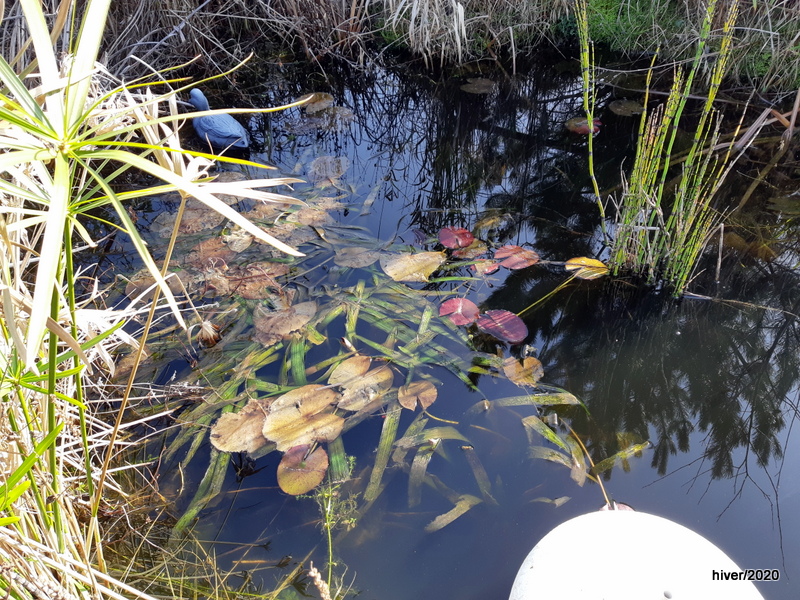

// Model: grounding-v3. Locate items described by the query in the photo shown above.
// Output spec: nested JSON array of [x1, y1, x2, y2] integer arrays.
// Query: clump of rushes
[[0, 0, 305, 597], [606, 0, 749, 295]]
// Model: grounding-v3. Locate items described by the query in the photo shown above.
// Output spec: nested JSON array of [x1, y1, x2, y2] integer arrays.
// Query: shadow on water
[[132, 53, 800, 599]]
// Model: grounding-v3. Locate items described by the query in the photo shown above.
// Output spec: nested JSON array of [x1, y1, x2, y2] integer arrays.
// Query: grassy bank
[[92, 0, 800, 91]]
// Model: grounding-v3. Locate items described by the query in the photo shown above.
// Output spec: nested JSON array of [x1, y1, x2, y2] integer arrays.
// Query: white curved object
[[509, 510, 765, 600]]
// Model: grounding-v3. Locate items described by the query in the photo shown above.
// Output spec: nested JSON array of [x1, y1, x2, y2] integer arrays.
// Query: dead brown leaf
[[398, 380, 438, 411], [253, 301, 317, 347]]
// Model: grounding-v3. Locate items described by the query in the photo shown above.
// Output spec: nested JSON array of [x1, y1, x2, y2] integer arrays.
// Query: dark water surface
[[156, 58, 800, 599]]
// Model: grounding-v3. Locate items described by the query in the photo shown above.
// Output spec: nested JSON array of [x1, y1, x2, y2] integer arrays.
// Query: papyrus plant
[[0, 0, 306, 596], [0, 0, 305, 369]]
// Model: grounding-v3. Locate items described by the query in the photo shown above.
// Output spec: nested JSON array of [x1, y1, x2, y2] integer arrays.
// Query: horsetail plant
[[607, 0, 746, 294]]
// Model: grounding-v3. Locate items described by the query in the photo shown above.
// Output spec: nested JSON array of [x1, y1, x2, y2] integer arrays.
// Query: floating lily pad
[[503, 356, 544, 387], [438, 226, 475, 249], [221, 226, 254, 253], [262, 385, 343, 451], [380, 251, 446, 282], [253, 301, 317, 347], [452, 239, 488, 259], [228, 261, 288, 300], [308, 156, 350, 188], [530, 496, 571, 507], [476, 309, 528, 344], [473, 211, 516, 239], [439, 298, 479, 326], [398, 380, 438, 411], [328, 356, 372, 387], [338, 366, 394, 411], [470, 259, 500, 275], [124, 267, 193, 301], [564, 257, 609, 280], [303, 92, 334, 114], [209, 397, 271, 454], [565, 117, 601, 134], [460, 78, 496, 94], [334, 246, 381, 268], [184, 237, 236, 268], [494, 245, 540, 269], [609, 99, 644, 116], [277, 444, 329, 495]]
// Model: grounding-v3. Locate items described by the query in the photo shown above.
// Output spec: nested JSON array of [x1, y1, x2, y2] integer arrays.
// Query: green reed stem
[[574, 0, 606, 235]]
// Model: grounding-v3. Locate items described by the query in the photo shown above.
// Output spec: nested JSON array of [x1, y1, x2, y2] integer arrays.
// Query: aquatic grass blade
[[364, 399, 402, 502]]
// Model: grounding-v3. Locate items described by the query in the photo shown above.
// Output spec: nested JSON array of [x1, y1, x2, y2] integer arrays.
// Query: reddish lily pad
[[277, 445, 329, 495], [439, 227, 475, 249], [494, 245, 540, 270], [476, 310, 528, 344], [470, 259, 500, 275], [439, 298, 479, 326], [565, 117, 601, 134]]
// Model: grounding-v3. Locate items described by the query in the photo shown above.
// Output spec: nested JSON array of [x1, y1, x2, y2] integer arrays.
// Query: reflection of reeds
[[607, 0, 746, 294]]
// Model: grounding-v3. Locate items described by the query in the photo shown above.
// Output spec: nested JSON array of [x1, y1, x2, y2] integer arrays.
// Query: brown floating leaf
[[476, 309, 528, 344], [277, 445, 329, 495], [152, 198, 226, 237], [398, 381, 438, 411], [609, 99, 644, 116], [221, 226, 254, 253], [210, 398, 270, 454], [494, 245, 540, 270], [253, 301, 317, 347], [308, 156, 350, 188], [334, 246, 381, 268], [460, 78, 496, 94], [328, 356, 372, 387], [338, 366, 394, 411], [228, 261, 289, 300], [564, 257, 609, 280], [439, 298, 479, 326], [502, 356, 544, 387], [303, 92, 334, 114], [184, 237, 236, 268], [438, 226, 475, 249], [380, 251, 446, 282], [473, 211, 515, 239], [530, 496, 571, 507], [262, 385, 343, 451], [452, 239, 488, 259], [125, 267, 192, 301]]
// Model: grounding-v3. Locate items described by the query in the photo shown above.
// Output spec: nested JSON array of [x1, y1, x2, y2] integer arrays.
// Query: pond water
[[136, 55, 800, 599]]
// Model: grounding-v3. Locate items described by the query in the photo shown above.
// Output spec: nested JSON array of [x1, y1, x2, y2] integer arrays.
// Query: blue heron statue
[[188, 89, 250, 151]]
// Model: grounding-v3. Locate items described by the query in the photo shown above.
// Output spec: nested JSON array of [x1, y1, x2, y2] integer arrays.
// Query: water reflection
[[155, 56, 800, 599]]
